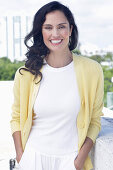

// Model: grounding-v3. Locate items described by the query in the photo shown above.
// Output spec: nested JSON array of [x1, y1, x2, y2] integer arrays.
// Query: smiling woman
[[10, 1, 104, 170], [42, 11, 73, 50], [41, 10, 73, 67], [22, 0, 78, 74]]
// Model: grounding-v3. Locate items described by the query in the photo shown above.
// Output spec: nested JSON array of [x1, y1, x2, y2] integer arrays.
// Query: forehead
[[44, 10, 68, 24]]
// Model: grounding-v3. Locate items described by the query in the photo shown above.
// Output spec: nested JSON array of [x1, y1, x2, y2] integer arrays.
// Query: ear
[[69, 25, 73, 36]]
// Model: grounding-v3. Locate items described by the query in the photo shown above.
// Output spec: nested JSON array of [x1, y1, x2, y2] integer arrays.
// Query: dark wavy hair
[[19, 1, 78, 84]]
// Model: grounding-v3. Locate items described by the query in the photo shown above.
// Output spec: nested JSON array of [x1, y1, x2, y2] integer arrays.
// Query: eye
[[44, 27, 52, 30], [58, 25, 65, 29]]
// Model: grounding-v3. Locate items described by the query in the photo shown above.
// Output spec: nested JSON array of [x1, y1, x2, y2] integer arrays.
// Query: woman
[[10, 1, 104, 170]]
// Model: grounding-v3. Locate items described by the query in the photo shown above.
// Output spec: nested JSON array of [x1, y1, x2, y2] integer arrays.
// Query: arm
[[10, 69, 21, 134], [75, 65, 104, 170], [10, 69, 23, 162], [86, 65, 104, 143], [12, 131, 23, 163], [74, 137, 93, 170]]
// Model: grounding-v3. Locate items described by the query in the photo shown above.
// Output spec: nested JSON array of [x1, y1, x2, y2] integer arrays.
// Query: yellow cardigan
[[10, 53, 104, 170]]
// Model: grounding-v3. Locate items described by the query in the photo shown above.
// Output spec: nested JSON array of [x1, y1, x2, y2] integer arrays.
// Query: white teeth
[[51, 40, 62, 44]]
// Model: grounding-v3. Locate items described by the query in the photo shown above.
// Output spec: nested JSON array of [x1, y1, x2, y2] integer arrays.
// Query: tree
[[104, 52, 113, 62], [102, 66, 113, 106], [0, 57, 25, 80], [90, 55, 105, 64]]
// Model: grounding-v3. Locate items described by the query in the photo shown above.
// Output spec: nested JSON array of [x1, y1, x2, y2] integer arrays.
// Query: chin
[[48, 46, 69, 52]]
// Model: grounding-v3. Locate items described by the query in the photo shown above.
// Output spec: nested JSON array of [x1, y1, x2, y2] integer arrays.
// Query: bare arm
[[74, 137, 93, 170], [12, 131, 23, 163]]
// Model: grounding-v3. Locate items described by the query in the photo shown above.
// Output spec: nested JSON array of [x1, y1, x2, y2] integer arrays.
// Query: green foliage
[[102, 66, 113, 106], [0, 57, 25, 80], [72, 48, 81, 55], [90, 55, 105, 64], [104, 52, 113, 62]]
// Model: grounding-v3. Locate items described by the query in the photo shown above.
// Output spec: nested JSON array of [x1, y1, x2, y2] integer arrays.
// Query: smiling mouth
[[50, 39, 63, 45]]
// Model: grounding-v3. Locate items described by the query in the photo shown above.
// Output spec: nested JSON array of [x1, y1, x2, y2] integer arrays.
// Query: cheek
[[61, 30, 70, 38], [42, 31, 49, 40]]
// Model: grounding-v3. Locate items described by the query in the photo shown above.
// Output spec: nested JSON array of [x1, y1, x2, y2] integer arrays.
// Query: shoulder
[[14, 65, 34, 82], [73, 53, 103, 75]]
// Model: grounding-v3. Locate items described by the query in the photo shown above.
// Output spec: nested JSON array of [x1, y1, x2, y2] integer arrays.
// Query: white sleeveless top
[[26, 59, 81, 155]]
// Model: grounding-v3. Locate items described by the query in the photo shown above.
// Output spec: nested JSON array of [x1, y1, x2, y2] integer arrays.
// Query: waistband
[[26, 142, 78, 159]]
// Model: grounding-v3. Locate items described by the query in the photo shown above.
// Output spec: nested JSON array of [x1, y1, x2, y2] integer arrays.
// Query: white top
[[27, 59, 81, 155]]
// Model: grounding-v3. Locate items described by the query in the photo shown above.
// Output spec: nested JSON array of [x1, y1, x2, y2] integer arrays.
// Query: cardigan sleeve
[[10, 68, 21, 135], [86, 64, 104, 143]]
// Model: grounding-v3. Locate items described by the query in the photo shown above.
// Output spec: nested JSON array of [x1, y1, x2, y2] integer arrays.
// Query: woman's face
[[42, 10, 73, 52]]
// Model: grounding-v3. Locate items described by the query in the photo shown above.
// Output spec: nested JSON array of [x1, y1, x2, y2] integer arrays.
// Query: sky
[[0, 0, 113, 51]]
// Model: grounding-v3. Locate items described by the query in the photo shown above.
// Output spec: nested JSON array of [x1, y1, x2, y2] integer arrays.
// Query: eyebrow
[[43, 23, 68, 26]]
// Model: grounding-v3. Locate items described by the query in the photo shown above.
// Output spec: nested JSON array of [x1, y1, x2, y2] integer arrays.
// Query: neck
[[45, 49, 73, 68]]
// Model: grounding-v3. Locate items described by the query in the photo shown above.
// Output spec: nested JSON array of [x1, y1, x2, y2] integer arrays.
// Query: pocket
[[73, 159, 76, 170], [19, 144, 36, 170], [59, 152, 78, 170], [73, 153, 78, 170], [18, 151, 25, 166], [18, 148, 26, 167]]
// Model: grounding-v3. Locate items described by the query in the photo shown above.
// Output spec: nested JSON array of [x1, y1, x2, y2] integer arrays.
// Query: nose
[[52, 28, 59, 36]]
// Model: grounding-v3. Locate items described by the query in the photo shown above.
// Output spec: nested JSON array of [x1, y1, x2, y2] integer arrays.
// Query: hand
[[74, 137, 93, 170], [16, 151, 23, 164], [74, 156, 84, 170]]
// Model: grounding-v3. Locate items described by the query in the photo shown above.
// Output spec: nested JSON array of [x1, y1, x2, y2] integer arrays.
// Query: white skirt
[[18, 142, 78, 170]]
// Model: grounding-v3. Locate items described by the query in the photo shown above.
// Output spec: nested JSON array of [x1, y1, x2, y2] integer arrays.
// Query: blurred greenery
[[0, 51, 113, 106], [0, 57, 25, 80], [103, 66, 113, 106]]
